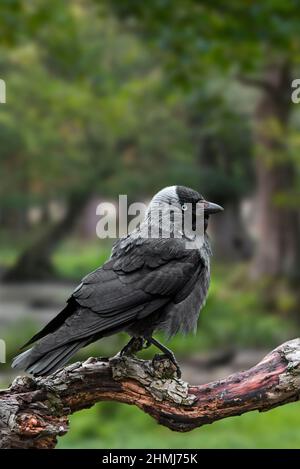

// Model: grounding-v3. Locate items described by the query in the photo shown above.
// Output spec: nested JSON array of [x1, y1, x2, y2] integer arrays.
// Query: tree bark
[[2, 191, 91, 283], [1, 338, 300, 449], [247, 60, 300, 278]]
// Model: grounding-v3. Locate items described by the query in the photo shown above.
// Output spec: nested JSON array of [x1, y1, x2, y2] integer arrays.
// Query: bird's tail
[[12, 340, 87, 376]]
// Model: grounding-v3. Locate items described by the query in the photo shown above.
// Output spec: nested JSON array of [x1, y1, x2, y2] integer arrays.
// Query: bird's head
[[148, 185, 223, 234]]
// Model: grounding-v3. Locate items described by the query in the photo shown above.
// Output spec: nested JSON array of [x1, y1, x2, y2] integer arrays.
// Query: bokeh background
[[1, 0, 300, 448]]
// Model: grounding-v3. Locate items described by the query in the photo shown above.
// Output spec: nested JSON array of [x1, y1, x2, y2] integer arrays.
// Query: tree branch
[[1, 338, 300, 449]]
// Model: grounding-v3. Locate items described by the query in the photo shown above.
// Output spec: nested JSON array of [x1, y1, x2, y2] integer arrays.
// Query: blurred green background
[[0, 0, 300, 449]]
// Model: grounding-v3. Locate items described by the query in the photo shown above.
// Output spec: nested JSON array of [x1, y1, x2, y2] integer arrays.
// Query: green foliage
[[53, 239, 113, 280], [185, 87, 254, 202], [109, 0, 300, 78], [0, 2, 196, 215], [107, 0, 300, 202], [0, 0, 256, 221]]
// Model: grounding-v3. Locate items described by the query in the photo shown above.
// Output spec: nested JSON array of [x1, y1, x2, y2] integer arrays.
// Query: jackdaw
[[12, 186, 223, 377]]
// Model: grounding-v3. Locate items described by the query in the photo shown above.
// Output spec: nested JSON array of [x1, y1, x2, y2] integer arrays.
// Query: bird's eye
[[181, 204, 188, 211]]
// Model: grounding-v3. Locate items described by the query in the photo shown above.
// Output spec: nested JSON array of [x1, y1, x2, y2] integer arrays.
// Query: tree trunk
[[2, 191, 91, 283], [209, 201, 252, 261], [251, 60, 300, 279]]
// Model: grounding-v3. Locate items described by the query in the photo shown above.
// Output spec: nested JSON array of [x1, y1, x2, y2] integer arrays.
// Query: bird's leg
[[145, 336, 182, 378], [120, 337, 146, 356]]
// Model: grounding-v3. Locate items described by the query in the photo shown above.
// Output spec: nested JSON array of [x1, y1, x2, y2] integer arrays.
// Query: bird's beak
[[203, 201, 224, 214]]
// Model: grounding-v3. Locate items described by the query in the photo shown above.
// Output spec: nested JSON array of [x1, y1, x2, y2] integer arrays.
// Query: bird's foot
[[165, 354, 182, 379], [120, 337, 146, 357], [145, 336, 182, 379], [119, 336, 182, 378]]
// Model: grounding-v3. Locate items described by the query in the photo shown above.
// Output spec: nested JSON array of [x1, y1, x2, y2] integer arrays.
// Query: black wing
[[12, 237, 203, 375], [74, 237, 202, 311], [29, 237, 203, 347]]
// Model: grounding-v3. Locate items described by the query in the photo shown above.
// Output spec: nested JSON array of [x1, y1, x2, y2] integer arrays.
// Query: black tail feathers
[[12, 340, 87, 376]]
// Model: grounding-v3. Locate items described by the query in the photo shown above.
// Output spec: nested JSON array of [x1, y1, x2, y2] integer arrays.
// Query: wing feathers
[[13, 236, 206, 376]]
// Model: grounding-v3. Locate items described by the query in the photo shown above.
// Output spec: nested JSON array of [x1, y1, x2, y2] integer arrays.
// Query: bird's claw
[[165, 353, 182, 378], [120, 337, 145, 356], [153, 353, 182, 379], [172, 360, 182, 379], [120, 337, 181, 378]]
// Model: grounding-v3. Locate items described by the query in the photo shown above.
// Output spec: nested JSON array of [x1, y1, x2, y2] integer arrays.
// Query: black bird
[[12, 186, 223, 377]]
